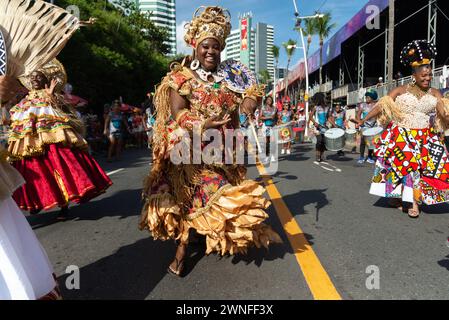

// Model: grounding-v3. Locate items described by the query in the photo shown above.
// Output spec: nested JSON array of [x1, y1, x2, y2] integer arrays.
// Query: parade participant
[[130, 108, 145, 148], [293, 102, 306, 143], [356, 89, 378, 164], [104, 100, 131, 161], [260, 95, 277, 162], [359, 40, 449, 218], [278, 100, 293, 155], [309, 92, 330, 162], [329, 102, 347, 156], [0, 143, 61, 300], [8, 60, 112, 218], [140, 6, 281, 276], [143, 103, 156, 149]]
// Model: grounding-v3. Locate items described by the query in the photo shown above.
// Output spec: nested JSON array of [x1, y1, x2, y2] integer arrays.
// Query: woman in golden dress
[[139, 6, 281, 276]]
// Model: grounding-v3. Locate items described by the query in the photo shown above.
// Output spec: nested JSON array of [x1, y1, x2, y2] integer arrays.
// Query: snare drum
[[362, 126, 383, 150], [344, 129, 357, 149], [274, 123, 294, 144], [324, 128, 345, 151]]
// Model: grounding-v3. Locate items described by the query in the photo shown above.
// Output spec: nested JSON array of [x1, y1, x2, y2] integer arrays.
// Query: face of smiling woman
[[196, 38, 221, 71], [413, 65, 432, 91]]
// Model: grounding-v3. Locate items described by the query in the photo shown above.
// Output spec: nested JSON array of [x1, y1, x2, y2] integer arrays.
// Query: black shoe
[[30, 208, 41, 215], [57, 207, 69, 221]]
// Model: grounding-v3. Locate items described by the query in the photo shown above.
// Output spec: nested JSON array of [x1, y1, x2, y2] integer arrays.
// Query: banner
[[241, 18, 248, 51]]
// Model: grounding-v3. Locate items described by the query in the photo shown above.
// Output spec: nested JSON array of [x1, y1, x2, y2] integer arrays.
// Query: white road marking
[[107, 168, 125, 176], [313, 161, 342, 173]]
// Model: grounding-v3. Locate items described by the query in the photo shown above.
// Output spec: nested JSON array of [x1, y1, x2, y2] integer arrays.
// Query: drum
[[344, 129, 357, 149], [274, 123, 294, 144], [324, 128, 345, 151], [362, 126, 383, 150]]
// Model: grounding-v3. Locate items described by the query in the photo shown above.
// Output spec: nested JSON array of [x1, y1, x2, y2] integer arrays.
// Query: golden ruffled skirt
[[140, 180, 282, 255]]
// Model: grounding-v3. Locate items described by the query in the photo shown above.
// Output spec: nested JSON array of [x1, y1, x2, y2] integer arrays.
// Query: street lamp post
[[292, 0, 323, 138]]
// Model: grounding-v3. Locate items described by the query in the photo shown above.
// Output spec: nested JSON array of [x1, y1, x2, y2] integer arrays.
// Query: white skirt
[[0, 197, 56, 300]]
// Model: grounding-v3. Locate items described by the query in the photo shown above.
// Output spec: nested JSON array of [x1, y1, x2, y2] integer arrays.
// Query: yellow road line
[[256, 162, 342, 300]]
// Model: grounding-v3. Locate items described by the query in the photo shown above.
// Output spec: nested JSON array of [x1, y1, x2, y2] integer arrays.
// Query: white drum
[[344, 129, 357, 149], [324, 128, 345, 151], [362, 126, 383, 150]]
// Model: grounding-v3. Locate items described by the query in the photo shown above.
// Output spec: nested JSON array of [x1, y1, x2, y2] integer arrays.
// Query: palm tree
[[271, 45, 280, 101], [387, 0, 395, 86], [282, 39, 297, 97], [295, 18, 317, 57], [258, 69, 271, 85], [315, 12, 336, 88]]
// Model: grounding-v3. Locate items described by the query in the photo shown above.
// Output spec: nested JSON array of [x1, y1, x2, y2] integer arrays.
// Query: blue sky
[[176, 0, 369, 68]]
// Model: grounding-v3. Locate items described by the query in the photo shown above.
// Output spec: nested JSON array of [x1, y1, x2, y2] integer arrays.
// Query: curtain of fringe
[[0, 0, 80, 78]]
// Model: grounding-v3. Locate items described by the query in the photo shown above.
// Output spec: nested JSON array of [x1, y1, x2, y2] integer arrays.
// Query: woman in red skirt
[[7, 60, 112, 219]]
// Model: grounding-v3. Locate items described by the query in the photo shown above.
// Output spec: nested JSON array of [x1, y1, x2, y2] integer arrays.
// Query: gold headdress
[[184, 6, 231, 51], [19, 59, 67, 92]]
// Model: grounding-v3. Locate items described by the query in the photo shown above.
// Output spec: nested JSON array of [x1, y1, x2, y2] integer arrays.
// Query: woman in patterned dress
[[8, 62, 112, 218], [139, 6, 281, 276], [358, 40, 449, 218]]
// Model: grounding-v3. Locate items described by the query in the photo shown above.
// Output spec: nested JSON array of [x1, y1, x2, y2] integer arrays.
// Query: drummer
[[328, 102, 347, 156], [356, 89, 378, 164], [278, 100, 293, 155], [309, 92, 330, 162]]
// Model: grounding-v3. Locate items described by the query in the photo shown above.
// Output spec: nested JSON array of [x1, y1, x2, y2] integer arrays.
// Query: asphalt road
[[28, 143, 449, 300]]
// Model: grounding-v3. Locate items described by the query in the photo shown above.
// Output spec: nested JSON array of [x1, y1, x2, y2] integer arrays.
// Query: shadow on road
[[325, 153, 354, 162], [58, 237, 175, 299], [282, 189, 330, 222], [373, 198, 449, 215], [437, 255, 449, 271], [28, 188, 143, 229]]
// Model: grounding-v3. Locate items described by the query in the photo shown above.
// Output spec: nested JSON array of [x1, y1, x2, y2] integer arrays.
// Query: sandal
[[167, 257, 184, 277], [408, 208, 420, 218]]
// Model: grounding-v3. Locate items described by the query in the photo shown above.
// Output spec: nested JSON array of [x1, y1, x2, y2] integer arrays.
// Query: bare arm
[[433, 89, 449, 123], [103, 115, 110, 135]]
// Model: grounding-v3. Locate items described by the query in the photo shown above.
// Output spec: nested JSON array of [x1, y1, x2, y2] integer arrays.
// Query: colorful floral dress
[[370, 90, 449, 205], [140, 64, 281, 255], [7, 89, 112, 212]]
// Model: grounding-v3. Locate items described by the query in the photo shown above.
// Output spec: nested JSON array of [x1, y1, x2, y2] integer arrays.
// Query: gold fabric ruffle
[[140, 180, 282, 256], [139, 193, 183, 241], [8, 128, 88, 159]]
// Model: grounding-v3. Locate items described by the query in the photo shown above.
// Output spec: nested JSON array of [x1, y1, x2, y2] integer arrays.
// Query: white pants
[[0, 198, 55, 300]]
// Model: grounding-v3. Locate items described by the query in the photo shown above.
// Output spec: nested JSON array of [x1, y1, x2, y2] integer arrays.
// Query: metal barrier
[[347, 65, 448, 105]]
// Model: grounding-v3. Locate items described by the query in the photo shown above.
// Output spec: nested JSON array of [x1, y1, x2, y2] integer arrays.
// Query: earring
[[190, 59, 200, 71], [411, 77, 416, 86]]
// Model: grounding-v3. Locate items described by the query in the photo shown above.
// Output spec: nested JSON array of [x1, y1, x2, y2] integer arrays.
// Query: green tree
[[55, 0, 171, 110], [316, 12, 336, 87], [282, 39, 297, 97], [258, 69, 271, 85]]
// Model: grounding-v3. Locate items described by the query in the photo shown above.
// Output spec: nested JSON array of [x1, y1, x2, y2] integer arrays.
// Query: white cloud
[[176, 20, 192, 55]]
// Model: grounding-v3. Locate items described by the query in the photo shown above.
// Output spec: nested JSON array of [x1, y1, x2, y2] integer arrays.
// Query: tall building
[[222, 13, 274, 81], [256, 23, 275, 80], [135, 0, 177, 55]]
